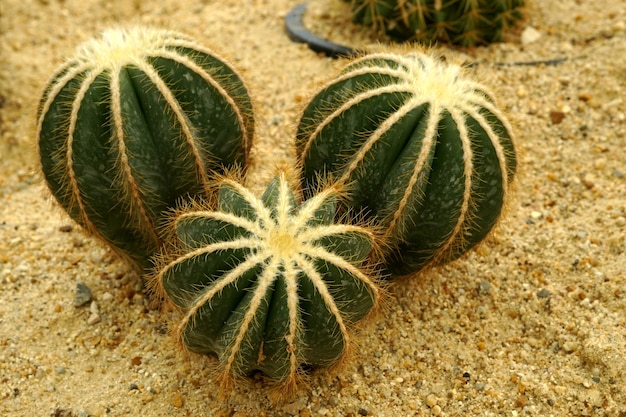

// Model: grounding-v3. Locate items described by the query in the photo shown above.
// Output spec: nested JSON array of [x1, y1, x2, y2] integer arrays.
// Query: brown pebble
[[170, 395, 184, 408], [549, 110, 566, 124], [131, 356, 142, 367]]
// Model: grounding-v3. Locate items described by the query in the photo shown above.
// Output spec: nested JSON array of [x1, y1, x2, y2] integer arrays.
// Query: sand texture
[[1, 0, 625, 415]]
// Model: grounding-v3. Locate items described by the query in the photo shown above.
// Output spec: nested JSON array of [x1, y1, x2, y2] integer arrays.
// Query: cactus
[[36, 27, 254, 269], [151, 171, 380, 388], [346, 0, 525, 46], [296, 50, 517, 277]]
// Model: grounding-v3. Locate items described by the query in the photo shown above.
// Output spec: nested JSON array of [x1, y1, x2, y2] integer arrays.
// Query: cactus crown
[[151, 171, 381, 389], [346, 0, 525, 46], [37, 26, 254, 269], [297, 50, 516, 275]]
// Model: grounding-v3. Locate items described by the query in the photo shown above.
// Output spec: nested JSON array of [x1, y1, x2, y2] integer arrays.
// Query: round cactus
[[346, 0, 525, 46], [296, 51, 517, 277], [36, 27, 254, 269], [151, 171, 380, 388]]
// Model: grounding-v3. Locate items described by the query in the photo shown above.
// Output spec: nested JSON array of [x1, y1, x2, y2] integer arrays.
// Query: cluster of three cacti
[[36, 27, 516, 390]]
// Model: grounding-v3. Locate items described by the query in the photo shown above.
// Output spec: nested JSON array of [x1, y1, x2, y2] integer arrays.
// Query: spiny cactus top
[[297, 50, 517, 276], [151, 172, 380, 389], [37, 27, 254, 269], [346, 0, 525, 46]]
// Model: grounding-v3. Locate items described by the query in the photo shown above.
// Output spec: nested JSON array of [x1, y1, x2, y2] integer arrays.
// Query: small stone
[[129, 383, 139, 391], [431, 405, 442, 416], [170, 395, 184, 408], [426, 394, 438, 407], [59, 225, 73, 233], [55, 366, 66, 374], [358, 408, 369, 416], [89, 301, 99, 315], [521, 26, 542, 45], [74, 283, 93, 307], [77, 410, 89, 417], [581, 173, 595, 189], [562, 341, 578, 353], [537, 289, 552, 298], [549, 110, 566, 124], [612, 169, 624, 179], [478, 280, 491, 295], [87, 313, 101, 325], [101, 292, 114, 301], [131, 356, 142, 367]]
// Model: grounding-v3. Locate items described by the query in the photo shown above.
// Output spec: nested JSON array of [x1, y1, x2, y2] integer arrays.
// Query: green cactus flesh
[[36, 27, 254, 269], [297, 51, 516, 277], [346, 0, 525, 46], [153, 173, 380, 385]]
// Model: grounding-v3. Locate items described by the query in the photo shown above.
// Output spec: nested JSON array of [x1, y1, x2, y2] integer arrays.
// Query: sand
[[1, 0, 625, 416]]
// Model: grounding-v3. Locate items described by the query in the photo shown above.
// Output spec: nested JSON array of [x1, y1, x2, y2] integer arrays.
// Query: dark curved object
[[284, 3, 360, 58], [284, 3, 568, 67]]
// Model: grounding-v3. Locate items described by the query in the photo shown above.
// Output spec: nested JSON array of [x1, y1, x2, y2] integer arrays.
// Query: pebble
[[74, 283, 93, 307], [170, 395, 184, 408], [549, 110, 566, 124], [537, 289, 552, 299], [478, 280, 491, 295], [425, 394, 438, 407], [521, 26, 542, 45], [87, 313, 101, 325], [562, 341, 578, 353]]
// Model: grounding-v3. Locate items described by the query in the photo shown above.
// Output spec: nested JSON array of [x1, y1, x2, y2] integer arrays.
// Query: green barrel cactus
[[36, 27, 254, 269], [296, 51, 517, 277], [151, 171, 380, 388], [346, 0, 525, 46]]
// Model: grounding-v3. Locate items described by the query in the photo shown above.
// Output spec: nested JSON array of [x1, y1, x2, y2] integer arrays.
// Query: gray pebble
[[477, 280, 491, 295], [537, 289, 552, 298], [74, 283, 92, 307]]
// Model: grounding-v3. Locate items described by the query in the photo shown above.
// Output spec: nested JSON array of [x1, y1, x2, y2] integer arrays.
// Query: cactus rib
[[297, 51, 516, 276], [152, 172, 380, 388], [37, 27, 254, 269], [346, 0, 525, 46]]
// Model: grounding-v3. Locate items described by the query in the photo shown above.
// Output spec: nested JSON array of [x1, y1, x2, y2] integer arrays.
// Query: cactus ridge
[[37, 27, 254, 268], [297, 51, 516, 276], [152, 172, 380, 388], [346, 0, 525, 46]]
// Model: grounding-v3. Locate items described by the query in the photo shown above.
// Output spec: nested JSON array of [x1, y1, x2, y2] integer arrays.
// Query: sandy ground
[[1, 0, 625, 416]]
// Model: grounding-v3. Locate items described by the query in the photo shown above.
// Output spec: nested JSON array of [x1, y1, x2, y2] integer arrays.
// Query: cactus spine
[[151, 171, 380, 388], [36, 27, 254, 269], [297, 51, 517, 277], [346, 0, 525, 46]]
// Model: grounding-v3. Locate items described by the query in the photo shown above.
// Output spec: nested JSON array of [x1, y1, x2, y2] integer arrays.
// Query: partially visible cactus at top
[[36, 27, 254, 269], [151, 171, 381, 389], [345, 0, 525, 46], [297, 50, 517, 277]]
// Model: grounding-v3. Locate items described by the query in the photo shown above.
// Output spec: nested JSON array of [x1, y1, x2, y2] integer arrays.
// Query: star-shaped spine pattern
[[152, 172, 380, 389]]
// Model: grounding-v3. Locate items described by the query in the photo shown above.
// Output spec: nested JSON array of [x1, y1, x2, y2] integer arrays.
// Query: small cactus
[[151, 171, 380, 389], [36, 27, 254, 269], [346, 0, 525, 46], [296, 50, 517, 276]]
